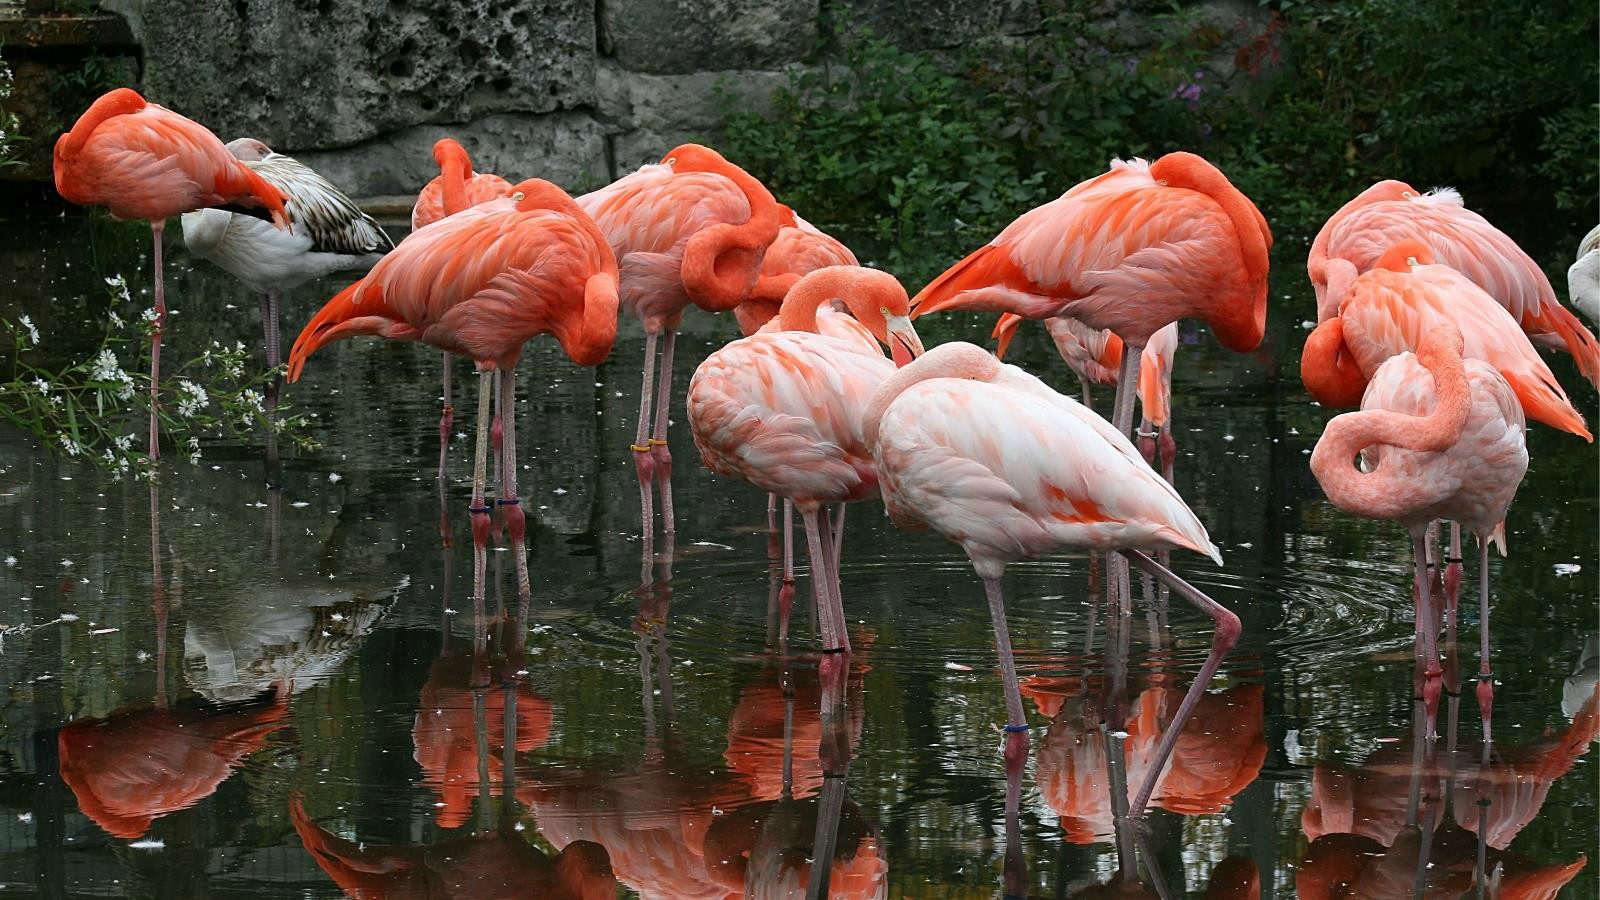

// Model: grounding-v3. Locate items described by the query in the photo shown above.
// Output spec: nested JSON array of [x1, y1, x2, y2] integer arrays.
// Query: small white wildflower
[[31, 377, 48, 396], [3, 556, 15, 567], [186, 436, 200, 450], [89, 348, 121, 382], [176, 380, 209, 417], [58, 434, 81, 457], [113, 433, 133, 451], [140, 307, 159, 324], [18, 315, 39, 345], [107, 310, 124, 329], [327, 472, 343, 484]]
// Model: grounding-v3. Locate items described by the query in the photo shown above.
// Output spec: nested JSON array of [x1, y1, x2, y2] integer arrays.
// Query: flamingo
[[577, 144, 782, 537], [285, 179, 619, 605], [180, 137, 393, 426], [687, 266, 923, 654], [412, 138, 514, 480], [863, 341, 1240, 824], [1569, 224, 1600, 326], [910, 152, 1271, 443], [52, 87, 289, 461], [729, 206, 860, 604], [1310, 320, 1527, 713], [1309, 180, 1600, 387]]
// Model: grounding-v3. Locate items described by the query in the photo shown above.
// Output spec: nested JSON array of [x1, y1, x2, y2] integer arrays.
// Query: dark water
[[0, 214, 1595, 898]]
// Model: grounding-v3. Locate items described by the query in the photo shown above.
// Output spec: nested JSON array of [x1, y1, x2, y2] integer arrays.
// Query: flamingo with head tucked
[[911, 152, 1271, 443], [577, 144, 782, 538], [687, 266, 923, 653], [53, 88, 290, 460], [286, 179, 619, 605], [411, 138, 515, 480], [1310, 321, 1527, 714], [864, 341, 1239, 823], [1309, 180, 1600, 387]]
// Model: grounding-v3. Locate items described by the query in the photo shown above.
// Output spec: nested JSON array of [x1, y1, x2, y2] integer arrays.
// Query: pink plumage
[[410, 138, 512, 229]]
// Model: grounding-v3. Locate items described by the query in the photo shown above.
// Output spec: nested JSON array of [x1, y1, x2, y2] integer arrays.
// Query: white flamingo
[[1569, 224, 1600, 327], [181, 138, 394, 415]]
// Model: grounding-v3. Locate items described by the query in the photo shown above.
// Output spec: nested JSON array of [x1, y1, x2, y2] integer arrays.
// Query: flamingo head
[[224, 137, 273, 162], [1373, 240, 1436, 272], [432, 138, 472, 177]]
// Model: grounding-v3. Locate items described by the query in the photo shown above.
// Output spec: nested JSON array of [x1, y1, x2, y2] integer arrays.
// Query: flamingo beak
[[887, 316, 924, 368]]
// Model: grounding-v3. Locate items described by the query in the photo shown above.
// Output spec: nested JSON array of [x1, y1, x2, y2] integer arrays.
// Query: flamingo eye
[[511, 192, 525, 201], [665, 157, 677, 166], [1401, 191, 1414, 199], [879, 306, 890, 317]]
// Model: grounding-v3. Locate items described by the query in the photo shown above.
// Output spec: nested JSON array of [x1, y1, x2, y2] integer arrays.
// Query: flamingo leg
[[831, 502, 847, 597], [802, 507, 846, 653], [258, 290, 283, 478], [1002, 727, 1028, 898], [765, 492, 779, 560], [1413, 530, 1444, 711], [498, 368, 531, 602], [438, 352, 454, 481], [469, 370, 493, 605], [1078, 373, 1093, 412], [1108, 342, 1141, 438], [1118, 550, 1242, 821], [147, 221, 167, 461], [777, 498, 795, 643], [1475, 543, 1494, 744], [651, 328, 677, 533], [1445, 521, 1464, 619], [820, 506, 851, 655], [633, 332, 658, 535], [982, 575, 1028, 731]]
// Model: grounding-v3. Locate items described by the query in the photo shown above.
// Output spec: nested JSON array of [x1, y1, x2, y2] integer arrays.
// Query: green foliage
[[0, 275, 319, 479], [0, 47, 21, 171], [720, 0, 1598, 297]]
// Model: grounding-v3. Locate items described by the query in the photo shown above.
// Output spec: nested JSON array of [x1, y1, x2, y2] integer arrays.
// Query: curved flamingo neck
[[668, 145, 781, 310], [434, 140, 473, 216], [863, 343, 1002, 449], [777, 266, 862, 334], [510, 178, 620, 367], [58, 88, 146, 158], [1309, 327, 1471, 522], [1300, 318, 1369, 409]]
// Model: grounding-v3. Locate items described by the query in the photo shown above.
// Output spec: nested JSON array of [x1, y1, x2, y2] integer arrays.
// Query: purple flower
[[1124, 57, 1139, 73]]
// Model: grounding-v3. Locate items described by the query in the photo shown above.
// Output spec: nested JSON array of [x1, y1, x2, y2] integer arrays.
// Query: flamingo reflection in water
[[1298, 631, 1594, 898]]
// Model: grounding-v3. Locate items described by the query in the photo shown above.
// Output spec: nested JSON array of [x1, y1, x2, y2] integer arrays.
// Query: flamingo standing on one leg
[[1309, 180, 1600, 386], [578, 144, 782, 538], [52, 88, 289, 461], [1311, 323, 1527, 718], [411, 138, 514, 481], [864, 341, 1240, 824], [1569, 224, 1600, 327], [180, 138, 392, 457], [731, 207, 860, 599], [286, 180, 619, 606], [687, 266, 923, 653], [911, 152, 1271, 443]]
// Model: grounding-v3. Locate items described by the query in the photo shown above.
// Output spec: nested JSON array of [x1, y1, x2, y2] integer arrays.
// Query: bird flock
[[50, 87, 1598, 828]]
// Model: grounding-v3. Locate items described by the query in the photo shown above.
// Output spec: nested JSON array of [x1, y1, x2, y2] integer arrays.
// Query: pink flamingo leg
[[1444, 521, 1464, 617], [801, 507, 848, 653], [1002, 728, 1028, 898], [1105, 346, 1142, 616], [468, 370, 494, 605], [1119, 550, 1242, 821], [982, 575, 1029, 731], [1475, 545, 1494, 744], [830, 502, 847, 596], [1412, 530, 1444, 712], [1078, 373, 1093, 411], [633, 332, 658, 534], [437, 353, 454, 481], [147, 221, 166, 461], [650, 329, 677, 533], [260, 289, 282, 476], [774, 497, 795, 642], [819, 505, 851, 655], [498, 367, 532, 603], [490, 373, 506, 543]]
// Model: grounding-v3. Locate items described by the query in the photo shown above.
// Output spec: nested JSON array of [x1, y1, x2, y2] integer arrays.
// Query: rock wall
[[83, 0, 1046, 204]]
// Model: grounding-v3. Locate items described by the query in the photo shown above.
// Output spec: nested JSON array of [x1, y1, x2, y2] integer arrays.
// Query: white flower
[[140, 307, 159, 324], [176, 380, 209, 417], [240, 388, 265, 415], [327, 472, 343, 484], [107, 310, 124, 329], [17, 315, 38, 345], [58, 434, 81, 457], [31, 377, 48, 395], [89, 349, 121, 382], [3, 556, 15, 567]]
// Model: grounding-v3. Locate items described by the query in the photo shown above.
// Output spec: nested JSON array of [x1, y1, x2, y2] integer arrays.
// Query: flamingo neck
[[673, 154, 781, 310], [776, 266, 859, 334], [1309, 328, 1471, 522], [435, 142, 473, 216], [57, 88, 146, 159], [863, 343, 1001, 449], [1300, 318, 1369, 409]]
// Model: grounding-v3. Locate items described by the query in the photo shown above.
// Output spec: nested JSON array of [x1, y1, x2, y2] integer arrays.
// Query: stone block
[[291, 111, 611, 202], [597, 62, 793, 170], [599, 0, 817, 75], [103, 0, 596, 149], [829, 0, 1041, 50]]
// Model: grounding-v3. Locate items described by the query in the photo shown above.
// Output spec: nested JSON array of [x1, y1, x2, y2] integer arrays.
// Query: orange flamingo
[[411, 138, 514, 480], [577, 144, 782, 537], [1311, 320, 1527, 707], [1309, 180, 1600, 387], [286, 180, 619, 603], [687, 266, 923, 653], [911, 152, 1271, 441], [864, 342, 1239, 822], [52, 87, 289, 460]]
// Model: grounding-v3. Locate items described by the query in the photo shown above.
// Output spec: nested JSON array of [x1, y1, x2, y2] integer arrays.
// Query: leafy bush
[[721, 0, 1598, 300]]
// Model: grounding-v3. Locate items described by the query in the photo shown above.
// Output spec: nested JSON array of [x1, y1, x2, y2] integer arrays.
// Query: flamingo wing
[[252, 152, 393, 255]]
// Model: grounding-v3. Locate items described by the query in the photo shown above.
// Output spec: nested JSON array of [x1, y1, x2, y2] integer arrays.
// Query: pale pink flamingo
[[411, 138, 514, 480], [286, 180, 619, 605], [180, 137, 393, 429], [1309, 180, 1600, 387], [53, 87, 289, 460], [577, 144, 782, 537], [911, 152, 1271, 443], [1569, 224, 1600, 326], [864, 341, 1239, 823], [1310, 320, 1527, 714], [992, 314, 1124, 408], [686, 266, 923, 652]]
